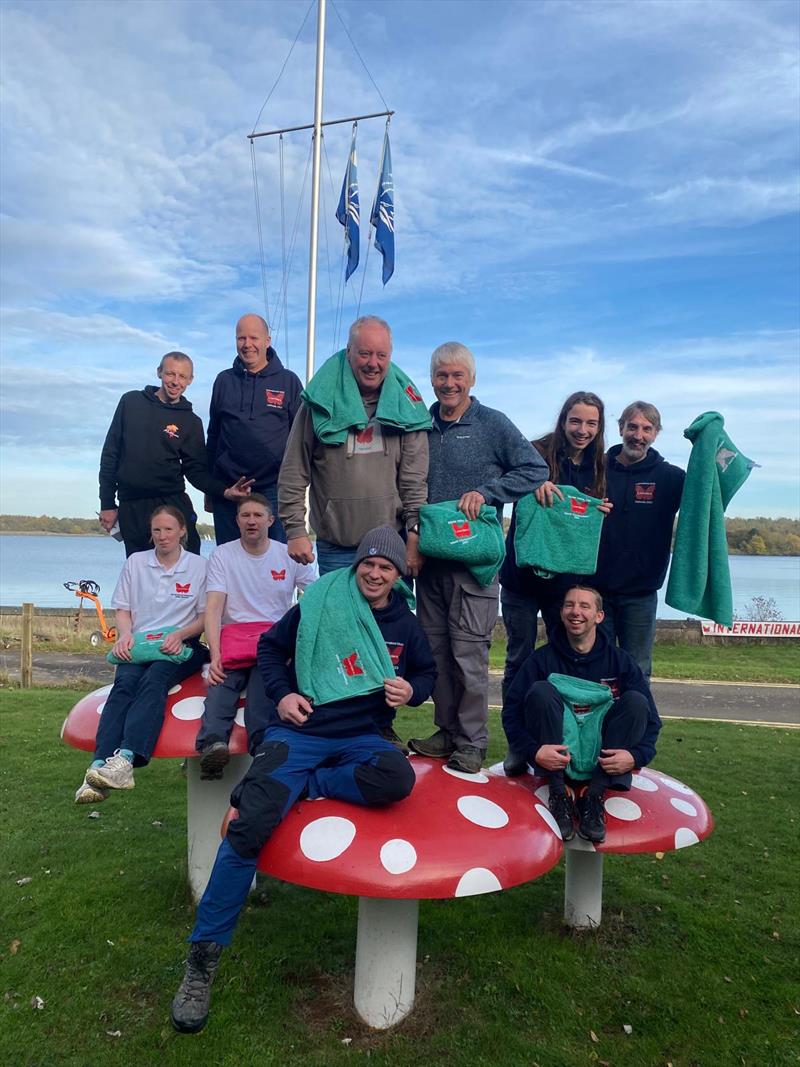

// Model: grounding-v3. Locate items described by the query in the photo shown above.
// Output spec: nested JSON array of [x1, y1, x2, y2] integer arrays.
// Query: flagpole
[[305, 0, 326, 385]]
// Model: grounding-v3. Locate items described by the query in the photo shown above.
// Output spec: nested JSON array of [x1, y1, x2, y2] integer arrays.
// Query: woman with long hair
[[74, 506, 208, 802]]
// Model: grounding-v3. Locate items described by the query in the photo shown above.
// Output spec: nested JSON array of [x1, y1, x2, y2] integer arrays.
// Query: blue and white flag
[[370, 128, 394, 285], [336, 125, 360, 281]]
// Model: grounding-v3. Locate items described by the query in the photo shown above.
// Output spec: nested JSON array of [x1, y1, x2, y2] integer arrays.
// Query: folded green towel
[[296, 568, 410, 705], [107, 627, 193, 665], [515, 486, 605, 578], [419, 500, 506, 587], [301, 350, 432, 444], [548, 673, 614, 780], [666, 411, 756, 627]]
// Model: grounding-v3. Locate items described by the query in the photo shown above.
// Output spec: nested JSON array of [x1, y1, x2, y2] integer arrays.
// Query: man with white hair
[[408, 342, 548, 774]]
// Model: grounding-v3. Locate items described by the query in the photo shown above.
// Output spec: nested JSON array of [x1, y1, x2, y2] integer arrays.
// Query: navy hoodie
[[502, 623, 661, 768], [206, 349, 303, 490], [592, 445, 684, 596], [256, 589, 437, 738]]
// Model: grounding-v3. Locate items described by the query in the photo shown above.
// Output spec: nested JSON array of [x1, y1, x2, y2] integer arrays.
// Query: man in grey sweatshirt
[[408, 342, 548, 773]]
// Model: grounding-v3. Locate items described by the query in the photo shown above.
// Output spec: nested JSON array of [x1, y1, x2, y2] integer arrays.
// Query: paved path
[[2, 652, 797, 727]]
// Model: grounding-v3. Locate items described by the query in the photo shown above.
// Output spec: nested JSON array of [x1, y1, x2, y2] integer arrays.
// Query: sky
[[1, 0, 799, 521]]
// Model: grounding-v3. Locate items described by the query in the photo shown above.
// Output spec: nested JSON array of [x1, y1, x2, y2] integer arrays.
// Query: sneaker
[[502, 749, 529, 777], [199, 741, 230, 781], [74, 775, 109, 804], [85, 751, 135, 791], [407, 729, 455, 759], [447, 745, 485, 774], [547, 787, 576, 840], [379, 726, 410, 755], [577, 791, 606, 843], [170, 940, 223, 1034]]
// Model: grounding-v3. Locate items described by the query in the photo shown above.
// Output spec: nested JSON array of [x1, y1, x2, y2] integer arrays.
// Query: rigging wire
[[330, 0, 390, 112], [272, 140, 314, 341], [317, 131, 339, 356], [249, 0, 315, 136], [279, 134, 289, 366], [250, 139, 271, 322]]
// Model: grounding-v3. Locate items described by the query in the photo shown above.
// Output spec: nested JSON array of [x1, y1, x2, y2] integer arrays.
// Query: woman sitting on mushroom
[[74, 505, 208, 803]]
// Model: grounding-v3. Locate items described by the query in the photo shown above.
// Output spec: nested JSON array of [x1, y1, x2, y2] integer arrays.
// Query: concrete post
[[354, 897, 419, 1029]]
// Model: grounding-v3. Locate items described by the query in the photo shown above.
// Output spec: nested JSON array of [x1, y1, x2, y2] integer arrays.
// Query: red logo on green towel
[[570, 498, 589, 515], [342, 652, 364, 677], [145, 632, 164, 641], [405, 384, 423, 403], [451, 521, 472, 539]]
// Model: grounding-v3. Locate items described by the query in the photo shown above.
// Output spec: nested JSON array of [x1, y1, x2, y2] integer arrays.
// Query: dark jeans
[[500, 587, 561, 702], [599, 592, 658, 680], [94, 642, 208, 765], [118, 492, 201, 557], [314, 539, 357, 575], [524, 679, 649, 791], [212, 483, 285, 546], [195, 666, 274, 754]]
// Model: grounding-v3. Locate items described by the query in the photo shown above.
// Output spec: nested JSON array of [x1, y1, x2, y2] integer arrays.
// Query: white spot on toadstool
[[631, 773, 658, 792], [455, 867, 503, 896], [170, 696, 205, 721], [535, 803, 563, 839], [300, 816, 356, 861], [379, 839, 417, 875], [96, 702, 106, 716], [94, 685, 114, 698], [457, 795, 509, 829], [443, 766, 489, 784], [201, 663, 211, 680], [167, 684, 182, 696], [670, 797, 698, 817], [656, 774, 694, 795], [534, 785, 550, 803], [604, 796, 642, 822], [675, 827, 700, 849], [234, 705, 245, 727]]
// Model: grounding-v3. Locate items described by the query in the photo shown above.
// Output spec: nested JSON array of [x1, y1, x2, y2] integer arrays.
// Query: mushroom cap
[[60, 672, 250, 757], [225, 755, 563, 899], [488, 763, 714, 854]]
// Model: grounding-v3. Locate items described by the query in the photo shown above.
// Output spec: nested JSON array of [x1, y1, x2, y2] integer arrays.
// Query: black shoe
[[199, 741, 230, 781], [548, 788, 576, 841], [447, 745, 485, 774], [408, 729, 455, 759], [380, 726, 410, 755], [502, 749, 528, 777], [171, 941, 223, 1033], [577, 791, 606, 844]]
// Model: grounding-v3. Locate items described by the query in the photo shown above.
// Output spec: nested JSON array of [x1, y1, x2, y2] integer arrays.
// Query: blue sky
[[1, 0, 798, 520]]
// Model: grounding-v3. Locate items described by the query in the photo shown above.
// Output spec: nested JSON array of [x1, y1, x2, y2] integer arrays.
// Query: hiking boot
[[199, 741, 230, 781], [380, 726, 410, 755], [170, 940, 223, 1034], [85, 752, 134, 791], [577, 791, 606, 844], [547, 787, 576, 841], [447, 745, 485, 774], [408, 729, 455, 759], [74, 775, 109, 804], [502, 749, 529, 777]]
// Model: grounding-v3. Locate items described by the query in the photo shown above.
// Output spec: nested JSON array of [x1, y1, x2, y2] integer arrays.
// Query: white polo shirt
[[206, 539, 318, 624], [112, 548, 207, 632]]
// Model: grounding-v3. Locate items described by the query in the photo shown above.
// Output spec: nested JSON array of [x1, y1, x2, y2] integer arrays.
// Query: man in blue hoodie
[[591, 401, 685, 678], [206, 315, 303, 545]]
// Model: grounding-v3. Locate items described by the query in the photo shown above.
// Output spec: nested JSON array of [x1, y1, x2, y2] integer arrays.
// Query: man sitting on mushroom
[[501, 584, 661, 844], [170, 525, 436, 1034]]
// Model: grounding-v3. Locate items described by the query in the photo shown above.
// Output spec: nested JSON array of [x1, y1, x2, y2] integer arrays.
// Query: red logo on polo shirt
[[175, 582, 191, 594], [355, 426, 374, 444], [271, 569, 286, 581], [385, 642, 404, 666], [145, 632, 165, 641], [634, 482, 656, 503], [451, 521, 472, 539], [570, 497, 589, 515], [341, 652, 364, 677], [405, 384, 423, 403], [265, 390, 285, 408]]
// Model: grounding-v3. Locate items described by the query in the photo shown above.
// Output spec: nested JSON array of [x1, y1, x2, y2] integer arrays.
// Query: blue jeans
[[599, 592, 658, 680], [314, 539, 357, 575], [212, 484, 285, 546], [94, 643, 208, 764], [190, 727, 414, 945]]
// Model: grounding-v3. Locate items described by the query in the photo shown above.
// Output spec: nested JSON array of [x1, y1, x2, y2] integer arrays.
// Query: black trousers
[[118, 492, 201, 556]]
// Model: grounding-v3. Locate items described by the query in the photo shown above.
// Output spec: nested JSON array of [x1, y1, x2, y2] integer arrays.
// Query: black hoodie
[[99, 387, 226, 508], [206, 349, 303, 490], [501, 623, 661, 768]]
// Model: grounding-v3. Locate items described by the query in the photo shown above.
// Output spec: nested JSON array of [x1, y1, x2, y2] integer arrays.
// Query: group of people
[[80, 311, 682, 1033]]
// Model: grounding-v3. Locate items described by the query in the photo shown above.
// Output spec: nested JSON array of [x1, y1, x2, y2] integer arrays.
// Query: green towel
[[295, 568, 413, 705], [106, 626, 193, 665], [301, 350, 432, 444], [514, 486, 605, 578], [666, 411, 756, 627], [548, 673, 614, 780], [419, 500, 506, 587]]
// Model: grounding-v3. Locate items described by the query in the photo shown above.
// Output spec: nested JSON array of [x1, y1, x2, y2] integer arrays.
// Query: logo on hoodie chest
[[634, 482, 656, 503], [600, 676, 621, 699], [352, 419, 384, 454], [385, 641, 404, 669], [163, 423, 179, 439], [265, 390, 285, 408]]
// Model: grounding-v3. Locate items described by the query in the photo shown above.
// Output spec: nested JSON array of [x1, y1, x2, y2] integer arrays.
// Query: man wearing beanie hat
[[171, 525, 436, 1034]]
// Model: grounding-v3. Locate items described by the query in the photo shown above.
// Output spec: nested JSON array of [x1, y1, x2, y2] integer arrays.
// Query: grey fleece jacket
[[427, 398, 548, 506]]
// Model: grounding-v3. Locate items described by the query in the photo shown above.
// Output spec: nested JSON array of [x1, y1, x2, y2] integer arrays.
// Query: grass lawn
[[489, 635, 800, 684], [2, 689, 799, 1067]]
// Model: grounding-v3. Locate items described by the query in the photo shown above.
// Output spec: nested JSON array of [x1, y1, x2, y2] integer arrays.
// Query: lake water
[[1, 534, 798, 620]]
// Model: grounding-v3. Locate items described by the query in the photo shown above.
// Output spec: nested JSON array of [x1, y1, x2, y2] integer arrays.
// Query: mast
[[305, 0, 326, 385]]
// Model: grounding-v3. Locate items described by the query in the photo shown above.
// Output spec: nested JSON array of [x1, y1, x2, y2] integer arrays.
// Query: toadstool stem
[[354, 897, 419, 1029], [564, 841, 603, 928], [186, 754, 252, 903]]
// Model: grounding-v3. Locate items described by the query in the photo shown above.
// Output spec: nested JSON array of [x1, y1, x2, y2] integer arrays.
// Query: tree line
[[2, 513, 798, 555]]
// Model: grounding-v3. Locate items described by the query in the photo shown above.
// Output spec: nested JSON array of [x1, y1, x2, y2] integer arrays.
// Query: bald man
[[206, 315, 303, 545]]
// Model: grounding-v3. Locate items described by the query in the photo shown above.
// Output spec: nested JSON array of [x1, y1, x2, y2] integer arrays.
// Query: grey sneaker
[[380, 726, 410, 755], [447, 745, 485, 774], [408, 729, 455, 759], [86, 751, 134, 791], [199, 741, 230, 781], [74, 774, 109, 804], [171, 941, 224, 1033]]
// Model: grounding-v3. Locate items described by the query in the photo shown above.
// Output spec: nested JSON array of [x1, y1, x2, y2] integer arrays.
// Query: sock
[[119, 749, 134, 763], [90, 759, 105, 768]]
